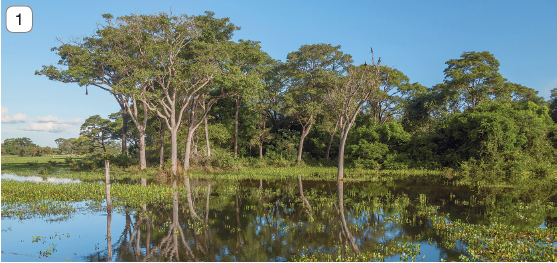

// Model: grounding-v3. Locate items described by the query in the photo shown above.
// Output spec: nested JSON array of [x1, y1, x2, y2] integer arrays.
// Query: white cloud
[[35, 115, 83, 124], [16, 114, 83, 133], [1, 106, 28, 123], [18, 123, 76, 133]]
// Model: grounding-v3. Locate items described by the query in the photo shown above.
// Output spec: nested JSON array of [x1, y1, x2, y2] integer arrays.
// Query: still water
[[2, 173, 82, 184], [1, 175, 555, 261]]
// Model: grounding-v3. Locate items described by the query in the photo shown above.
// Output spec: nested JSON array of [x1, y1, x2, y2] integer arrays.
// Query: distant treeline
[[1, 137, 52, 157]]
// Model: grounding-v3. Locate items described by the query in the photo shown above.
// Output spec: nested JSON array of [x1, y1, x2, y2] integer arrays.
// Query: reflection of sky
[[1, 201, 126, 262], [1, 173, 81, 184]]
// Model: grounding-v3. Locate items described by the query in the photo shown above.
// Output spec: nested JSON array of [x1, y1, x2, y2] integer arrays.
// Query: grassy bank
[[2, 155, 555, 185], [0, 155, 452, 182]]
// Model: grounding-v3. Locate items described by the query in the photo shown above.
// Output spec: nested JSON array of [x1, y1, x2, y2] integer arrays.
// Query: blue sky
[[2, 0, 556, 147]]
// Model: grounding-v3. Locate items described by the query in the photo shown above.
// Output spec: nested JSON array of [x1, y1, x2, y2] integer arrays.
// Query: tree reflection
[[107, 211, 112, 260], [336, 181, 360, 254], [86, 177, 554, 262], [144, 180, 197, 261], [297, 175, 313, 218]]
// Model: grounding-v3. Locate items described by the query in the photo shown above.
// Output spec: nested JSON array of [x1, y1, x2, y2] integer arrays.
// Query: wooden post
[[105, 160, 111, 212]]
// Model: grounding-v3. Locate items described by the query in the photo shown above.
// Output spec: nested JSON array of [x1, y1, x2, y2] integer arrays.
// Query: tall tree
[[213, 40, 268, 158], [54, 138, 66, 153], [111, 12, 238, 175], [244, 57, 283, 159], [361, 67, 426, 125], [285, 44, 352, 162], [80, 115, 114, 153], [443, 51, 507, 112], [36, 13, 154, 166], [35, 16, 133, 155], [327, 49, 389, 180]]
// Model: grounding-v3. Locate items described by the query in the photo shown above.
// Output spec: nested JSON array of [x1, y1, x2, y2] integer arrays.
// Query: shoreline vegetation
[[2, 154, 555, 183]]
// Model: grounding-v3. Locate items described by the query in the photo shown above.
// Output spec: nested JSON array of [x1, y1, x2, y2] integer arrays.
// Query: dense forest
[[4, 11, 556, 180]]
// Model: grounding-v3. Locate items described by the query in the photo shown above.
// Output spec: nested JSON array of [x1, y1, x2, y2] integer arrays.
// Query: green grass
[[2, 155, 448, 182], [1, 155, 152, 181], [2, 155, 555, 185], [1, 155, 75, 175]]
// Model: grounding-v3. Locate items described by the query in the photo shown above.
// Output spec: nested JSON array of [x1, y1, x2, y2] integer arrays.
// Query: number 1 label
[[6, 6, 32, 33]]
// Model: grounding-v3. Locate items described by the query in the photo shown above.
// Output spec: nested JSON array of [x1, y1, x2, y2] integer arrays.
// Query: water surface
[[1, 176, 555, 261]]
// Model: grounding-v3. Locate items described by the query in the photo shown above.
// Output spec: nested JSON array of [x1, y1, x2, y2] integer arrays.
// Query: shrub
[[110, 153, 133, 168], [210, 148, 236, 170], [438, 101, 556, 176], [38, 167, 48, 175]]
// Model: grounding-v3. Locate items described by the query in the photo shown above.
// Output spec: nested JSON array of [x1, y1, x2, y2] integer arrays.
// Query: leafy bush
[[265, 129, 299, 161], [161, 158, 183, 175], [344, 122, 411, 169], [69, 158, 98, 171], [209, 148, 236, 170], [38, 167, 48, 175], [47, 160, 58, 167], [382, 153, 409, 170], [110, 153, 134, 168], [436, 101, 556, 176]]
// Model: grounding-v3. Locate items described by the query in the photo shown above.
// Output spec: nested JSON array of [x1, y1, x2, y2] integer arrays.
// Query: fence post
[[105, 160, 111, 212]]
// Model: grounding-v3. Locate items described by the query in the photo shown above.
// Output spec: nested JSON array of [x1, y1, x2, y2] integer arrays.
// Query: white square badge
[[6, 6, 33, 33]]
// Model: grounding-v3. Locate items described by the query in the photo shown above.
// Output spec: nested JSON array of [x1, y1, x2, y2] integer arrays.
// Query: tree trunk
[[160, 123, 166, 168], [138, 129, 146, 170], [337, 114, 355, 181], [122, 112, 128, 154], [183, 129, 195, 173], [326, 133, 334, 160], [259, 143, 263, 159], [183, 96, 198, 173], [170, 129, 178, 176], [138, 102, 149, 170], [326, 119, 339, 160], [115, 95, 129, 156], [296, 122, 313, 162], [194, 130, 198, 155], [204, 116, 211, 157], [234, 96, 240, 158], [337, 129, 348, 180]]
